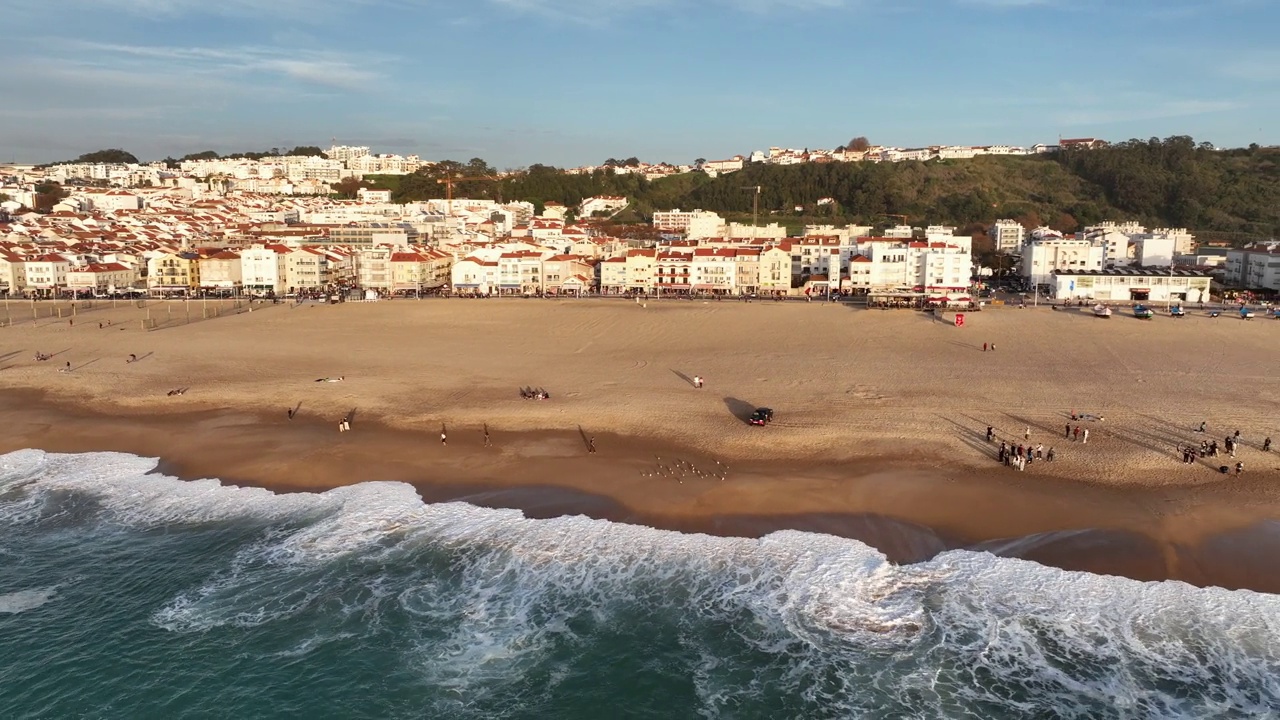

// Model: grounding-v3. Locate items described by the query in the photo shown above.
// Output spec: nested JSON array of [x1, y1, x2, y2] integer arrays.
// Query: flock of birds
[[641, 455, 729, 483]]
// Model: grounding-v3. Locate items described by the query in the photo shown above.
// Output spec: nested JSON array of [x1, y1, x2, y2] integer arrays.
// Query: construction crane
[[436, 175, 499, 218], [884, 213, 909, 227]]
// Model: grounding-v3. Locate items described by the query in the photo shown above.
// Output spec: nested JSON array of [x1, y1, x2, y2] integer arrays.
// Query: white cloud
[[60, 41, 386, 91]]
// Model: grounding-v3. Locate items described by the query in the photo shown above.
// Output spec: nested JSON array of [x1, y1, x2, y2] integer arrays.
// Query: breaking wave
[[3, 448, 1280, 718]]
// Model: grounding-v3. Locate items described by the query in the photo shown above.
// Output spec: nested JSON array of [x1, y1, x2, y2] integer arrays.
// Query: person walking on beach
[[1024, 426, 1031, 440], [441, 425, 447, 446], [1236, 462, 1244, 477], [983, 342, 988, 352], [483, 424, 491, 448], [1035, 444, 1043, 460], [986, 426, 994, 442], [588, 436, 597, 454], [1265, 436, 1272, 452], [1198, 421, 1207, 433], [1082, 428, 1089, 444], [1065, 423, 1071, 439], [1073, 426, 1080, 441], [1046, 447, 1055, 462]]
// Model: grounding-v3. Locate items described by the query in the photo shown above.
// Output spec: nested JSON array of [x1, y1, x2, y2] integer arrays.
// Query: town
[[0, 142, 1276, 306]]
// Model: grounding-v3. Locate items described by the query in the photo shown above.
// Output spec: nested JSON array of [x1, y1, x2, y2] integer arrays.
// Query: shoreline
[[5, 389, 1280, 593]]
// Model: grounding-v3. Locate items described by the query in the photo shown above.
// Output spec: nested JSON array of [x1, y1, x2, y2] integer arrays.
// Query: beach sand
[[2, 297, 1278, 589]]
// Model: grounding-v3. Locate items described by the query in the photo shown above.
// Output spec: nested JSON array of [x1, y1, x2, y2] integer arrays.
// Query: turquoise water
[[2, 450, 1280, 719]]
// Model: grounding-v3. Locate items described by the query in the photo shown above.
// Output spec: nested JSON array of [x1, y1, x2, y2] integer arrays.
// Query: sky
[[0, 0, 1276, 168]]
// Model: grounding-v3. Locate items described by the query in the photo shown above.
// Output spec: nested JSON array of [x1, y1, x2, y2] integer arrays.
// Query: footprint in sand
[[848, 385, 886, 400]]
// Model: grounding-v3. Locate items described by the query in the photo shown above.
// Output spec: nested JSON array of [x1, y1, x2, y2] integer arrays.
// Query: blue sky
[[0, 0, 1276, 167]]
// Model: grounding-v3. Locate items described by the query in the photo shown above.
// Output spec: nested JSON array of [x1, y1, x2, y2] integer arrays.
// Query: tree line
[[366, 137, 1277, 239]]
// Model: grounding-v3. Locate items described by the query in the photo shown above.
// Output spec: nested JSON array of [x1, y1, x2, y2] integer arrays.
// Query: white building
[[1050, 268, 1212, 304], [991, 220, 1025, 253], [651, 209, 725, 239], [65, 262, 136, 294], [579, 196, 628, 218], [239, 245, 288, 294], [1020, 238, 1104, 286], [1225, 245, 1280, 290], [1133, 236, 1176, 267]]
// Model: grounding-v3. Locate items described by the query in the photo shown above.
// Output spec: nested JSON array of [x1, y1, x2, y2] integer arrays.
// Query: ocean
[[2, 449, 1279, 719]]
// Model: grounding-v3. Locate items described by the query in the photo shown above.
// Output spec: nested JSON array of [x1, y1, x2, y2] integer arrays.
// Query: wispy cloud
[[60, 41, 385, 91]]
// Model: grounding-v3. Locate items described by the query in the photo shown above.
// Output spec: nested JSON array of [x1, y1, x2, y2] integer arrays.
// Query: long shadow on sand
[[723, 397, 756, 424]]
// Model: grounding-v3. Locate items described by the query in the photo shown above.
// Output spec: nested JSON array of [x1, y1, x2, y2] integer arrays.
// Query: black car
[[749, 408, 774, 426]]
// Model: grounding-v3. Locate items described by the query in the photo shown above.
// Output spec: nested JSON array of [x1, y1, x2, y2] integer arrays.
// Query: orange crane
[[436, 175, 499, 218]]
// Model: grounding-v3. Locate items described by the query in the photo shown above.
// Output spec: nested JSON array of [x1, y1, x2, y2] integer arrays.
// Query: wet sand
[[1, 298, 1278, 590]]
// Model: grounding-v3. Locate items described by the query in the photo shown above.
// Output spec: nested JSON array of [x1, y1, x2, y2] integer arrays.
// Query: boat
[[1240, 307, 1255, 320], [1092, 304, 1112, 318], [1170, 305, 1186, 317], [1133, 304, 1154, 319]]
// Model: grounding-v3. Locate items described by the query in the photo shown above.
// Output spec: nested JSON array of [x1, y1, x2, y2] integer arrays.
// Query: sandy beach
[[2, 297, 1278, 589]]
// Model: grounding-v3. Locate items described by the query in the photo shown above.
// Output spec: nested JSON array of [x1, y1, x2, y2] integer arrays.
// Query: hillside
[[371, 137, 1280, 242]]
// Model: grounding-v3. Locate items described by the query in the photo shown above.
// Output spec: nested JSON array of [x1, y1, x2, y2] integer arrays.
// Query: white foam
[[0, 586, 57, 614], [6, 448, 1280, 717]]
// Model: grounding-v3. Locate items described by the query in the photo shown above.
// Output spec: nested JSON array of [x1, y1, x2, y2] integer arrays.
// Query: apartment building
[[651, 210, 725, 239], [991, 220, 1025, 253], [147, 252, 201, 296], [65, 262, 137, 294], [1020, 238, 1104, 286], [240, 245, 288, 294], [199, 250, 243, 292], [1225, 245, 1280, 290]]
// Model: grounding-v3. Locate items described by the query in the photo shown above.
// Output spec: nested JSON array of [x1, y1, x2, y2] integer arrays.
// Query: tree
[[285, 146, 327, 158], [847, 137, 871, 152], [181, 150, 220, 162], [73, 149, 139, 164], [332, 176, 372, 199], [33, 183, 68, 213]]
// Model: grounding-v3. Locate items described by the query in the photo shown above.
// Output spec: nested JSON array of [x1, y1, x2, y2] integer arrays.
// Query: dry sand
[[1, 296, 1278, 589]]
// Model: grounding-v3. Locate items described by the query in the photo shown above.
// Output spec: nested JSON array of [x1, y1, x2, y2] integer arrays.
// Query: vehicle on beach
[[1093, 304, 1112, 318], [1170, 305, 1186, 317], [748, 408, 774, 426], [1133, 304, 1154, 319]]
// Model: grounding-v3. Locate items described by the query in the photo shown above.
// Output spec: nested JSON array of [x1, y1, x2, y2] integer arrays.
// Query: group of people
[[1064, 424, 1090, 443], [997, 440, 1054, 470], [520, 387, 551, 400], [692, 375, 704, 388]]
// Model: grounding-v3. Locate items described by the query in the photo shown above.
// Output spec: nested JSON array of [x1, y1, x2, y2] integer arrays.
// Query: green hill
[[371, 136, 1280, 243]]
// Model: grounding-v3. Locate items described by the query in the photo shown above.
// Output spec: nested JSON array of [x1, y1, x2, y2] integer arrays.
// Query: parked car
[[749, 408, 774, 426]]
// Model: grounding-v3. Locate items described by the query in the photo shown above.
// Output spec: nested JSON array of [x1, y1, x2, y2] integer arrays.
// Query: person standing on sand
[[483, 424, 491, 448], [588, 436, 597, 454], [1024, 426, 1031, 440], [1265, 437, 1272, 452], [1199, 421, 1207, 433], [1236, 462, 1244, 477], [1082, 428, 1089, 444], [1035, 444, 1043, 459], [1046, 447, 1055, 462], [441, 425, 447, 446], [1065, 423, 1071, 439], [983, 342, 988, 352], [986, 426, 994, 442]]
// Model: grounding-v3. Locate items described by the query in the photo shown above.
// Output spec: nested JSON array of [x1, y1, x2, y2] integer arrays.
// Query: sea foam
[[4, 449, 1280, 718]]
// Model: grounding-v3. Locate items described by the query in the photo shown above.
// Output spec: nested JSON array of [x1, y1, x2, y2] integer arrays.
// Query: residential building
[[655, 251, 692, 293], [324, 223, 415, 247], [239, 245, 288, 294], [355, 247, 393, 290], [579, 196, 628, 218], [691, 248, 738, 294], [1225, 244, 1280, 290], [199, 251, 243, 293], [652, 210, 725, 239], [991, 220, 1025, 253], [758, 246, 792, 294], [147, 252, 201, 296], [1020, 238, 1104, 286], [390, 251, 432, 292], [450, 256, 499, 293], [600, 257, 628, 294], [65, 262, 136, 295], [1050, 268, 1212, 303], [625, 249, 657, 293], [284, 247, 334, 290], [541, 254, 594, 294], [497, 250, 547, 294], [23, 255, 72, 296], [0, 251, 27, 296]]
